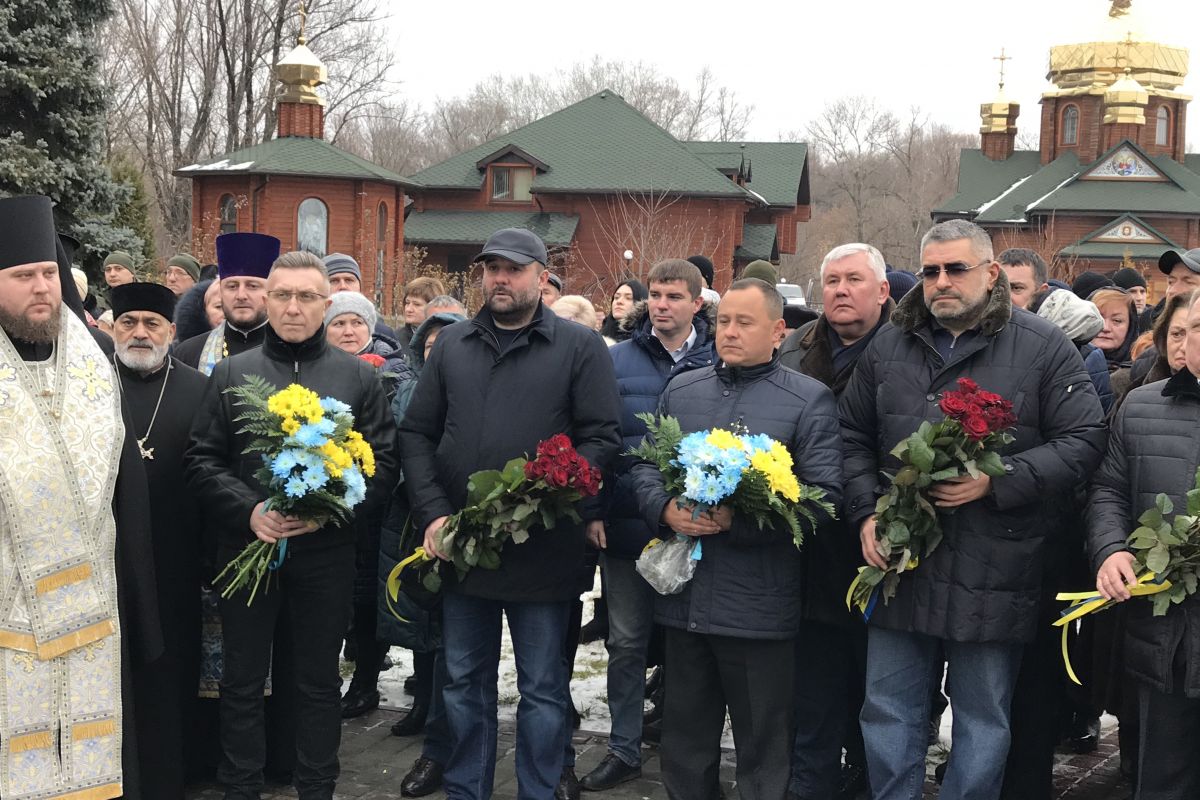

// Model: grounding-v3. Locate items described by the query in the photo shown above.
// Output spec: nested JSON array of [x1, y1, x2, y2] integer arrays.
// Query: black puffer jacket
[[1087, 370, 1200, 697], [605, 301, 717, 560], [399, 304, 622, 603], [839, 273, 1107, 643], [779, 304, 892, 627], [185, 325, 400, 558], [631, 357, 843, 640]]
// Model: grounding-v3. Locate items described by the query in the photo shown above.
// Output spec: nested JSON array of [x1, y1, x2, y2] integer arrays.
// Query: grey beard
[[116, 339, 170, 373], [929, 293, 989, 330], [486, 290, 540, 327], [0, 304, 61, 344]]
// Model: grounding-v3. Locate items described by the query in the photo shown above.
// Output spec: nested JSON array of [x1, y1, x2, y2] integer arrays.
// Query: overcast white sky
[[385, 0, 1198, 146]]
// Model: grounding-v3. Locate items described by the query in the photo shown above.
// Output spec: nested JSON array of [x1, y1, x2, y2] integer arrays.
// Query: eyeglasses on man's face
[[920, 260, 991, 280], [267, 289, 328, 305]]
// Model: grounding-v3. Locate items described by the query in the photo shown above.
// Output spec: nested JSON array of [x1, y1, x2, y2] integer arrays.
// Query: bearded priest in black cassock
[[110, 282, 208, 798], [0, 195, 162, 799]]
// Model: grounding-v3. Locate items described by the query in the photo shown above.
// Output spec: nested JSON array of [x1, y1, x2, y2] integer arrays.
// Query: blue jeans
[[601, 554, 656, 767], [441, 592, 571, 800], [861, 627, 1021, 800]]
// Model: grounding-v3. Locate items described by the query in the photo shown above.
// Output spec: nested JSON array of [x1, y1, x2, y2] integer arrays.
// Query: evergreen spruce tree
[[111, 157, 157, 269], [0, 0, 143, 275]]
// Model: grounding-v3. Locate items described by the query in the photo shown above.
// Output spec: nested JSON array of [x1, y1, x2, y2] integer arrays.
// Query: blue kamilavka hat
[[216, 232, 281, 280]]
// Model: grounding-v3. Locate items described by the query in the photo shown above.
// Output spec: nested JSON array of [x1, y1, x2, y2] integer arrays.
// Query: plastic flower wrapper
[[1053, 468, 1200, 685], [215, 376, 376, 604], [847, 377, 1016, 617], [628, 413, 834, 594], [386, 434, 602, 617]]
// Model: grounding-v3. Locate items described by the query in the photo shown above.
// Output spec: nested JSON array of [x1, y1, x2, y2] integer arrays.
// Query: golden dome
[[980, 87, 1020, 135], [1104, 68, 1151, 123], [1044, 39, 1189, 100], [276, 42, 327, 107]]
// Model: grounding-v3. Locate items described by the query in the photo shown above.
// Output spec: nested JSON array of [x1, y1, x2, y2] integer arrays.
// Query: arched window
[[1156, 106, 1171, 146], [296, 197, 328, 257], [219, 194, 238, 235], [375, 202, 388, 306], [1061, 105, 1079, 146]]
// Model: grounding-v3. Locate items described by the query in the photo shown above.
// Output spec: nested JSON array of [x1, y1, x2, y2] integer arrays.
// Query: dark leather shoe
[[390, 699, 428, 736], [644, 666, 662, 699], [556, 766, 581, 800], [580, 754, 641, 790], [403, 673, 418, 694], [1068, 715, 1100, 754], [340, 684, 380, 719], [400, 756, 443, 797], [579, 617, 608, 644]]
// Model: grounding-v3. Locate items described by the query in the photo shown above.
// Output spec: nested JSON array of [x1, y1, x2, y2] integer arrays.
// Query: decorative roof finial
[[993, 47, 1011, 92], [298, 0, 308, 45]]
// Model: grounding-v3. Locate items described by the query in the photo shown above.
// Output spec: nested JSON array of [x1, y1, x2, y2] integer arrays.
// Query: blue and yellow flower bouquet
[[215, 376, 376, 603]]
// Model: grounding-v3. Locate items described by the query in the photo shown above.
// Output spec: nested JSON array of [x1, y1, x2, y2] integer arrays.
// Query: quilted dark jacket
[[604, 302, 716, 559], [839, 273, 1107, 643], [630, 357, 843, 640], [1087, 370, 1200, 697]]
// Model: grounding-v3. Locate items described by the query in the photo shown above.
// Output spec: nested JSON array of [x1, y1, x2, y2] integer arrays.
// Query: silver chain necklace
[[114, 357, 171, 460]]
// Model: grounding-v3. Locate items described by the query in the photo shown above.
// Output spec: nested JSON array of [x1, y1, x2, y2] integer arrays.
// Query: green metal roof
[[936, 140, 1200, 224], [175, 136, 419, 188], [734, 224, 778, 262], [1058, 242, 1179, 259], [408, 91, 751, 198], [684, 141, 809, 207], [934, 150, 1044, 219], [404, 210, 579, 247]]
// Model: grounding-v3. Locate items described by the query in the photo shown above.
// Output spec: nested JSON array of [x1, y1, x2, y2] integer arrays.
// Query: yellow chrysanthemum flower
[[705, 429, 743, 451], [281, 418, 300, 436], [749, 449, 801, 502]]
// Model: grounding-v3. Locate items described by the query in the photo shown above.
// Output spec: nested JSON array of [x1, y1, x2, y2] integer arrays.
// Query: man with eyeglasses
[[186, 250, 399, 800], [175, 233, 277, 375], [839, 219, 1107, 800]]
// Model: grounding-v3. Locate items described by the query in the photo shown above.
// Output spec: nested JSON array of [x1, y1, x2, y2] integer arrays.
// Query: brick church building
[[176, 34, 415, 313], [935, 28, 1197, 298], [404, 91, 811, 294]]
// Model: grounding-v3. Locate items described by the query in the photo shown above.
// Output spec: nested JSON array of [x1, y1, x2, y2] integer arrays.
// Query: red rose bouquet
[[847, 378, 1017, 616], [386, 434, 601, 613]]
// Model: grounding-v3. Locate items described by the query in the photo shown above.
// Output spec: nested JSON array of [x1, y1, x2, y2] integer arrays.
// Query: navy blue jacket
[[605, 305, 716, 559], [631, 358, 843, 640]]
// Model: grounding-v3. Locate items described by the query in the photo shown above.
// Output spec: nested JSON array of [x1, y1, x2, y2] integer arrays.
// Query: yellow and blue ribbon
[[1053, 571, 1171, 685]]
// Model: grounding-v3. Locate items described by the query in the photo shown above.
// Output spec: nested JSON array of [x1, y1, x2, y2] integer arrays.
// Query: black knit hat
[[0, 196, 58, 270], [1111, 267, 1147, 290], [1071, 271, 1114, 300], [111, 282, 178, 323], [687, 255, 715, 287]]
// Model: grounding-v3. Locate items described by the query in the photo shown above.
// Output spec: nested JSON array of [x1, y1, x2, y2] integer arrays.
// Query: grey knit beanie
[[324, 291, 377, 332]]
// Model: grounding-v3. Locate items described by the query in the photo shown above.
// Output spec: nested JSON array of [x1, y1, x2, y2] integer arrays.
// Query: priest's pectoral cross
[[138, 438, 154, 460]]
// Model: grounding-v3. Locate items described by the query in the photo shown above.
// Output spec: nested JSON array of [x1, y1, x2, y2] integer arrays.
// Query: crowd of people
[[4, 190, 1200, 800]]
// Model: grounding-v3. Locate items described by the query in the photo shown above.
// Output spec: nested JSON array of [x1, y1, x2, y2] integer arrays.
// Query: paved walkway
[[187, 705, 1131, 799]]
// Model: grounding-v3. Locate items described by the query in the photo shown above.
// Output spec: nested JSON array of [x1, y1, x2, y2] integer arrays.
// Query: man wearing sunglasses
[[839, 219, 1107, 800]]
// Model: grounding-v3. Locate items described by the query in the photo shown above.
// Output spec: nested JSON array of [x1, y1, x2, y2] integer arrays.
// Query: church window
[[1156, 106, 1171, 146], [1061, 105, 1079, 146], [375, 202, 388, 306], [219, 194, 238, 235], [297, 197, 328, 257]]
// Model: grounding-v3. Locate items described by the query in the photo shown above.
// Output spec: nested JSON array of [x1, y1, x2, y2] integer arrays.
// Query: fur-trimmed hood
[[174, 278, 215, 342], [890, 269, 1012, 336]]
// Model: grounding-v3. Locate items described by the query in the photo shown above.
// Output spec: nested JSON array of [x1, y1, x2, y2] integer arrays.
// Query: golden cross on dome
[[298, 0, 308, 45], [993, 47, 1011, 91]]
